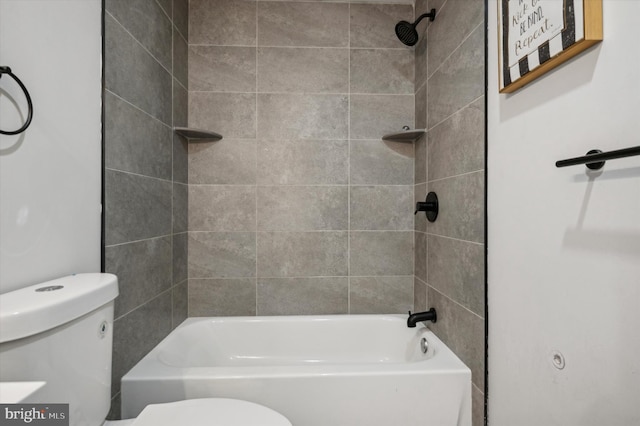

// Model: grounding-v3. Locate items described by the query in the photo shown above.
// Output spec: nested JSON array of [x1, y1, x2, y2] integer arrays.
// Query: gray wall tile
[[257, 277, 348, 315], [428, 287, 485, 390], [173, 79, 188, 127], [350, 186, 413, 230], [105, 91, 172, 180], [350, 94, 414, 139], [350, 276, 413, 314], [106, 0, 172, 71], [189, 139, 257, 185], [257, 232, 348, 277], [156, 0, 171, 18], [106, 0, 187, 413], [189, 185, 256, 231], [172, 280, 188, 328], [105, 15, 172, 125], [190, 0, 256, 45], [258, 47, 348, 93], [472, 384, 485, 426], [350, 139, 413, 185], [427, 25, 484, 128], [106, 236, 172, 319], [414, 183, 427, 232], [173, 134, 188, 184], [111, 291, 172, 396], [258, 186, 348, 231], [414, 277, 427, 312], [189, 92, 257, 139], [258, 94, 348, 140], [350, 231, 413, 276], [173, 182, 188, 234], [350, 4, 413, 48], [189, 46, 256, 92], [173, 0, 188, 40], [258, 2, 348, 47], [427, 171, 484, 243], [428, 97, 484, 180], [350, 49, 414, 94], [105, 170, 172, 245], [183, 0, 433, 320], [106, 393, 121, 421], [415, 83, 427, 129], [415, 133, 427, 184], [417, 1, 486, 415], [414, 231, 427, 282], [258, 139, 348, 185], [415, 37, 427, 89], [173, 25, 188, 89], [173, 232, 188, 284], [427, 0, 484, 78], [428, 235, 484, 317], [189, 232, 256, 278], [188, 278, 256, 316]]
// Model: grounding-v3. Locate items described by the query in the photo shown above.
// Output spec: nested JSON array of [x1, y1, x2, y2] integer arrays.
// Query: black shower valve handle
[[414, 192, 439, 222], [414, 201, 433, 215]]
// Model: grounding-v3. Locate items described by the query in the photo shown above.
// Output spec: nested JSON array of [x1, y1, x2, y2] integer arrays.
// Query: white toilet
[[0, 273, 292, 426]]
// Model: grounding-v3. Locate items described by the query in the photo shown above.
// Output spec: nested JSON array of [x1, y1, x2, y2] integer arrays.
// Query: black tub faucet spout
[[407, 308, 437, 327]]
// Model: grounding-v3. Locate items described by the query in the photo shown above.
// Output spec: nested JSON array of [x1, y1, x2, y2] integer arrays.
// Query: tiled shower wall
[[103, 0, 189, 417], [413, 0, 486, 425], [186, 1, 419, 315]]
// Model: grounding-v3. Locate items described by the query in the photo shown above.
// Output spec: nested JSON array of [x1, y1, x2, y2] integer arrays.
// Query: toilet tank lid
[[0, 273, 119, 343]]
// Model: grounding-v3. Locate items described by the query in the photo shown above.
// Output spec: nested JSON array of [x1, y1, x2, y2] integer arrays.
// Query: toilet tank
[[0, 273, 119, 426]]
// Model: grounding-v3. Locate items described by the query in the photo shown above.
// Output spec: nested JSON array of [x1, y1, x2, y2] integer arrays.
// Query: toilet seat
[[130, 398, 292, 426]]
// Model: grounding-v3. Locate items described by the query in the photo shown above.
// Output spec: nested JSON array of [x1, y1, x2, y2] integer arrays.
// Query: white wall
[[487, 1, 640, 425], [0, 0, 102, 293]]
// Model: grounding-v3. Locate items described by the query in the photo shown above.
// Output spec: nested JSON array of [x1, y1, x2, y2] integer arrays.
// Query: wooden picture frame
[[498, 0, 603, 93]]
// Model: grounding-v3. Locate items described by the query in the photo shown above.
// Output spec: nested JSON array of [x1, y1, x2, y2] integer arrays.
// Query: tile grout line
[[189, 90, 415, 96], [106, 11, 173, 78], [426, 94, 484, 132], [428, 284, 485, 321], [255, 0, 259, 316], [114, 285, 175, 322], [189, 275, 415, 280], [105, 89, 173, 130], [105, 233, 175, 249], [105, 166, 175, 185], [427, 20, 483, 81], [427, 168, 485, 184], [189, 43, 409, 51], [170, 5, 175, 328], [347, 1, 351, 315], [186, 0, 191, 320]]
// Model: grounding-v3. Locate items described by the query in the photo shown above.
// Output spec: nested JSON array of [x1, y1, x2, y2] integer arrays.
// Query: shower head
[[395, 8, 436, 47]]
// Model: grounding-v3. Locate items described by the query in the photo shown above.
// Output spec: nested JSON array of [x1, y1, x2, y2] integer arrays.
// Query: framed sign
[[498, 0, 602, 93]]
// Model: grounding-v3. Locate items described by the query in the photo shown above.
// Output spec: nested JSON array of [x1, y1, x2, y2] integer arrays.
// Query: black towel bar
[[555, 145, 640, 170]]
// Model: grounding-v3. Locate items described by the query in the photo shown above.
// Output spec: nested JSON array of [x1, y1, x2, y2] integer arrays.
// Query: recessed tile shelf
[[382, 129, 425, 142], [174, 127, 223, 142]]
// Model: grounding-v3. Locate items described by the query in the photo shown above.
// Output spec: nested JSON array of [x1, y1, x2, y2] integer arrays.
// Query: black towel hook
[[0, 66, 34, 135]]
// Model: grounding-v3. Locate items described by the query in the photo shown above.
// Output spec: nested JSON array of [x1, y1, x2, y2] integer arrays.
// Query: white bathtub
[[121, 315, 471, 426]]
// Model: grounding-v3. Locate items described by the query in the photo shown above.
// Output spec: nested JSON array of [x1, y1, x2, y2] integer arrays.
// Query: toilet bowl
[[0, 274, 292, 426]]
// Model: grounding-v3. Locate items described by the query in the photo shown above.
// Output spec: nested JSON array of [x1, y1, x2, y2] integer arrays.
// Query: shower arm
[[413, 9, 437, 27]]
